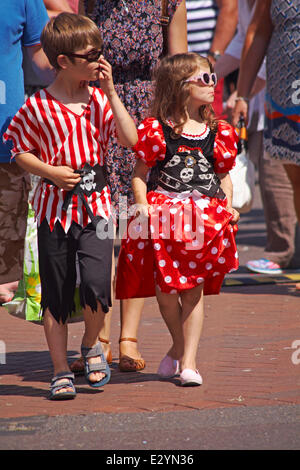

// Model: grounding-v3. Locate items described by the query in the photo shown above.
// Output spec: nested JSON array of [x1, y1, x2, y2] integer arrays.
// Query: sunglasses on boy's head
[[62, 48, 103, 62], [185, 72, 218, 87]]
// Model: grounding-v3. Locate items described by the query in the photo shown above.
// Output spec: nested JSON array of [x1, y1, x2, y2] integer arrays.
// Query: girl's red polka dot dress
[[116, 118, 239, 299]]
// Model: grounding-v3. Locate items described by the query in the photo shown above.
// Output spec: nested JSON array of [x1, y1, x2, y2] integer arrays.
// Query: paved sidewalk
[[0, 188, 300, 449]]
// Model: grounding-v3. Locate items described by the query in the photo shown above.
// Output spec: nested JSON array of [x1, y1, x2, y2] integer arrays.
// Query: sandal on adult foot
[[70, 338, 112, 376], [119, 337, 145, 372], [49, 372, 76, 400], [157, 355, 179, 378], [81, 341, 111, 388], [180, 368, 203, 387]]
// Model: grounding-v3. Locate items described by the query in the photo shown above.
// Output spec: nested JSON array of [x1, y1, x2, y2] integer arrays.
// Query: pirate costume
[[4, 87, 115, 323], [116, 117, 239, 299]]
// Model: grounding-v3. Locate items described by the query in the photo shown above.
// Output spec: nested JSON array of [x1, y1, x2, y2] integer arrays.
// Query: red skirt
[[116, 189, 239, 298]]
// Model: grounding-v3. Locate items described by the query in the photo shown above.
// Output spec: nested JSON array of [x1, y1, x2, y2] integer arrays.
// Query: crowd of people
[[0, 0, 299, 400]]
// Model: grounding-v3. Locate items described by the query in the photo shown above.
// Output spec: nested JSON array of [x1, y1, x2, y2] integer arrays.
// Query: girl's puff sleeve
[[213, 120, 239, 173], [133, 117, 166, 168]]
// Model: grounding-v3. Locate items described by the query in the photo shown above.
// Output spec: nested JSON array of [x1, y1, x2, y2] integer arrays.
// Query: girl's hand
[[133, 203, 153, 219], [98, 56, 116, 98], [227, 206, 240, 225], [50, 166, 81, 191]]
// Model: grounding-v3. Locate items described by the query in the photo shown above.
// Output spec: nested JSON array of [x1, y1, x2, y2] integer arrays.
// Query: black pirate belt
[[43, 163, 107, 227], [150, 151, 226, 199]]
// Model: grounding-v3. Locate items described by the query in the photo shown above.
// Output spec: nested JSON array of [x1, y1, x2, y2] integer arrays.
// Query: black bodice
[[147, 123, 226, 200]]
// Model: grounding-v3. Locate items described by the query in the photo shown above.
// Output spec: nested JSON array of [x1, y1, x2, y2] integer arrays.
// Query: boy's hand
[[227, 206, 240, 224], [50, 166, 81, 191], [97, 56, 116, 98]]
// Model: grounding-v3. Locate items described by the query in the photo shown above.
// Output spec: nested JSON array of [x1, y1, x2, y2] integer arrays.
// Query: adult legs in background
[[283, 164, 300, 224], [0, 163, 30, 303], [118, 297, 146, 371], [283, 163, 300, 290], [259, 154, 300, 268], [246, 125, 300, 271]]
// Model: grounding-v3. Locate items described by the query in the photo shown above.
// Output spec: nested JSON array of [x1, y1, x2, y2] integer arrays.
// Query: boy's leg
[[43, 309, 74, 394], [78, 221, 114, 383], [82, 303, 107, 382], [38, 219, 77, 395], [155, 288, 184, 360], [179, 284, 204, 371]]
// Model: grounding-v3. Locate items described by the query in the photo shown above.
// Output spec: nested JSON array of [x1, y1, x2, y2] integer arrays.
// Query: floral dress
[[116, 118, 239, 299], [265, 0, 300, 164], [85, 0, 183, 215]]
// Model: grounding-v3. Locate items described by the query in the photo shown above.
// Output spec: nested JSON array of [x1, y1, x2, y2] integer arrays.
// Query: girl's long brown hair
[[151, 52, 218, 135]]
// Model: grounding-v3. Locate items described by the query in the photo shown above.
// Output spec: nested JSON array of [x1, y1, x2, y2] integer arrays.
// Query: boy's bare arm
[[98, 57, 138, 148], [15, 152, 81, 190]]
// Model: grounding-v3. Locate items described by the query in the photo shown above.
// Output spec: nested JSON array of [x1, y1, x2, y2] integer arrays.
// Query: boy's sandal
[[70, 337, 112, 376], [81, 341, 111, 388], [119, 337, 146, 372], [49, 372, 76, 400]]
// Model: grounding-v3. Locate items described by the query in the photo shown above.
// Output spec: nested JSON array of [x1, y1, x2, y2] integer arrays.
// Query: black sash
[[43, 163, 107, 227]]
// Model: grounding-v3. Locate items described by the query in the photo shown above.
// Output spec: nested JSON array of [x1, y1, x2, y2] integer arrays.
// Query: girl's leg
[[43, 308, 73, 394], [179, 284, 204, 371], [155, 288, 184, 360]]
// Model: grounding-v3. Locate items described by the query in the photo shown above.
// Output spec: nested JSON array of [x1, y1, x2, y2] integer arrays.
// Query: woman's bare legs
[[119, 297, 145, 359]]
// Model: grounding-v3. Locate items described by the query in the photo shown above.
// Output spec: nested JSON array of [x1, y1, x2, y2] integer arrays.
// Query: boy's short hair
[[41, 12, 103, 70]]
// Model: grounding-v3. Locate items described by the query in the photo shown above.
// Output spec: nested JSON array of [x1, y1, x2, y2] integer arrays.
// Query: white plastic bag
[[230, 148, 256, 214]]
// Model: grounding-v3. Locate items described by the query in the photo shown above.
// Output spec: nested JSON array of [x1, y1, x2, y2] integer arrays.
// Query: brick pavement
[[1, 190, 300, 420]]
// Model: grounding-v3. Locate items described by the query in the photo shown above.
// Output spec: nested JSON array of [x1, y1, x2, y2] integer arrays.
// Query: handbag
[[229, 119, 256, 214], [160, 0, 169, 56]]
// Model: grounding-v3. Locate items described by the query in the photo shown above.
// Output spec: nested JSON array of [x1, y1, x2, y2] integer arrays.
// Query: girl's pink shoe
[[180, 368, 203, 386], [157, 355, 179, 378]]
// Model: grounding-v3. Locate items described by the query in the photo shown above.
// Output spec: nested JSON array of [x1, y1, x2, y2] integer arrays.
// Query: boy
[[3, 13, 137, 400]]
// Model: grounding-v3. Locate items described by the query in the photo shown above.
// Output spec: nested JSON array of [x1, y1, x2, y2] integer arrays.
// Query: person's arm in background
[[24, 44, 55, 86], [208, 0, 238, 65], [168, 0, 188, 54], [232, 0, 273, 126], [43, 0, 74, 17], [24, 1, 76, 86]]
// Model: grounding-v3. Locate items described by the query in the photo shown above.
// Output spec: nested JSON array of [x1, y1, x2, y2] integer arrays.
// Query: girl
[[116, 52, 240, 386]]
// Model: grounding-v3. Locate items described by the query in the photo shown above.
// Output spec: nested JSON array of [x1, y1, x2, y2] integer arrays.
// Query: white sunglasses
[[185, 72, 217, 87]]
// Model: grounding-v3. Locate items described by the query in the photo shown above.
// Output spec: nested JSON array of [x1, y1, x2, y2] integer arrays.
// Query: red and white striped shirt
[[3, 87, 115, 232]]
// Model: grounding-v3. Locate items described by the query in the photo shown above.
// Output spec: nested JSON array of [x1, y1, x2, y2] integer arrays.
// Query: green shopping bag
[[3, 204, 83, 323]]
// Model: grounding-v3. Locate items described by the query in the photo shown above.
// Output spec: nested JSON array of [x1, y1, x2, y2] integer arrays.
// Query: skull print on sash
[[80, 170, 96, 192]]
